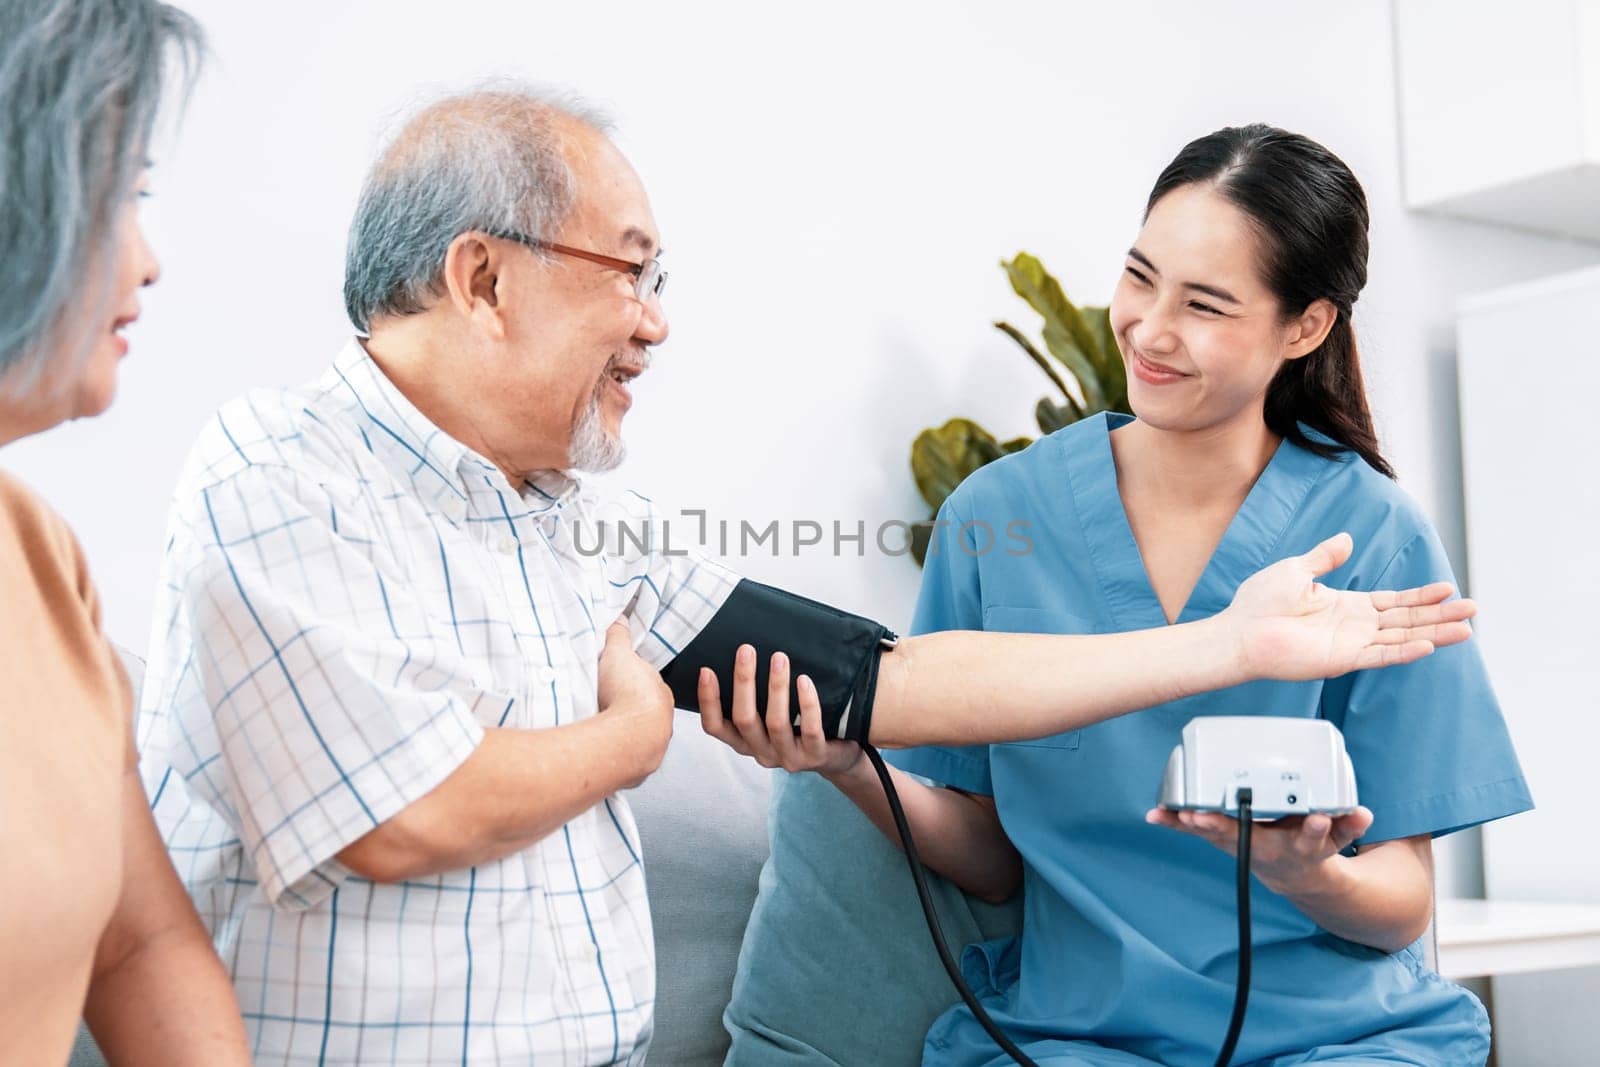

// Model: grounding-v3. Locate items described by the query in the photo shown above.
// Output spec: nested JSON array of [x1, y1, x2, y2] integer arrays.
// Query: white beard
[[568, 380, 626, 473]]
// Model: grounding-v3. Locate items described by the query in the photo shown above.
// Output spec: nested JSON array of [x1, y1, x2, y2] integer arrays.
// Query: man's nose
[[633, 292, 668, 346]]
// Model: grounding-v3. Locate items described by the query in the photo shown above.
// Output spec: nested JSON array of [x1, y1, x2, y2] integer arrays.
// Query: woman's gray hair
[[0, 0, 202, 395], [344, 84, 614, 333]]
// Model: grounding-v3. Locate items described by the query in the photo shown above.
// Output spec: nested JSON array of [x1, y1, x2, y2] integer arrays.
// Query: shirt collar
[[324, 339, 583, 522]]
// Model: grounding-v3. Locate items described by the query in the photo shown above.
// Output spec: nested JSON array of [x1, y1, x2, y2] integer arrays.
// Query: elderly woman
[[0, 2, 249, 1064]]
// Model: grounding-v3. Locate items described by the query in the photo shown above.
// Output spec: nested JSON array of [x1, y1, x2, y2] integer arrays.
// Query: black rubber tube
[[1214, 788, 1254, 1067], [863, 744, 1039, 1067]]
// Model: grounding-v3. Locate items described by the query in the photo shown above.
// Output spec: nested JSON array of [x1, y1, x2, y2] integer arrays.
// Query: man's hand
[[1223, 533, 1476, 681], [339, 620, 676, 882], [697, 645, 863, 778], [598, 621, 675, 787]]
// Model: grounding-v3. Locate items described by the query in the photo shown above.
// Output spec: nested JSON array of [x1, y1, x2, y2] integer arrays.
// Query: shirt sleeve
[[882, 494, 995, 796], [605, 491, 742, 671], [0, 472, 134, 766], [167, 463, 487, 909], [1324, 527, 1533, 844]]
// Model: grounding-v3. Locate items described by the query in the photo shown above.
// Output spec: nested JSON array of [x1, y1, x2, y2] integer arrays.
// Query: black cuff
[[659, 579, 897, 744]]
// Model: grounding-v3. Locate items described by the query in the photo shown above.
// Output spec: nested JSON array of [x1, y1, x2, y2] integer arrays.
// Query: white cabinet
[[1458, 265, 1600, 1062], [1396, 0, 1600, 239]]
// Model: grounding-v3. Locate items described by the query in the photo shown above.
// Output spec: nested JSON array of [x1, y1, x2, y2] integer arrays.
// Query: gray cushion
[[628, 722, 776, 1065], [724, 769, 1023, 1066], [69, 1026, 106, 1067]]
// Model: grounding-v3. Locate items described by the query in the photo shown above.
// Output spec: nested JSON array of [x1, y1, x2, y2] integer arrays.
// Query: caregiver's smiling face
[[1109, 182, 1315, 437]]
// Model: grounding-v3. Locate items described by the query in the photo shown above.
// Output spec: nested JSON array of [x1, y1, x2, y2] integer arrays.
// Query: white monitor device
[[1157, 717, 1359, 820]]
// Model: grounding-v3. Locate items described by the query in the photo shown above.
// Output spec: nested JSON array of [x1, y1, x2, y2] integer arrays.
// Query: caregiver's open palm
[[1224, 533, 1476, 681]]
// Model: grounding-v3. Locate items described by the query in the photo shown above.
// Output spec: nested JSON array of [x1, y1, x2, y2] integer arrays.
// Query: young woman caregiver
[[704, 125, 1531, 1066]]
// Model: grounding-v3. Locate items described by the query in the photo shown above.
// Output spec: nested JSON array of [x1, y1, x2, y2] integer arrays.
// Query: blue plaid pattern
[[136, 340, 739, 1065]]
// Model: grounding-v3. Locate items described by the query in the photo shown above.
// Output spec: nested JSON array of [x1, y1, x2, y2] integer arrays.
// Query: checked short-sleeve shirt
[[137, 339, 738, 1065]]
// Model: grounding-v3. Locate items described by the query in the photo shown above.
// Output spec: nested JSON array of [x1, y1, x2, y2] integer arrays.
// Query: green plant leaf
[[906, 255, 1137, 568], [910, 417, 1004, 512], [1003, 253, 1106, 411], [1039, 324, 1105, 411], [994, 320, 1079, 412], [1078, 305, 1129, 411], [1036, 397, 1081, 435]]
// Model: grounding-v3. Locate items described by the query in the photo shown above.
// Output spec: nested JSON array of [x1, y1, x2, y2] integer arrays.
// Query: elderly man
[[139, 85, 1477, 1065], [140, 89, 717, 1066]]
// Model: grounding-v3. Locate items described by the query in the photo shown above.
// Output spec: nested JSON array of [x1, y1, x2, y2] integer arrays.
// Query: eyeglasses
[[493, 230, 667, 302]]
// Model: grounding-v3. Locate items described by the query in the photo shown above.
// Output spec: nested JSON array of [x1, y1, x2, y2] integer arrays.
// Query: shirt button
[[498, 536, 518, 555]]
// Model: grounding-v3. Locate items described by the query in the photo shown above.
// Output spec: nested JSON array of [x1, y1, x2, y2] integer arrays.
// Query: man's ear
[[1284, 297, 1338, 361], [441, 232, 507, 341]]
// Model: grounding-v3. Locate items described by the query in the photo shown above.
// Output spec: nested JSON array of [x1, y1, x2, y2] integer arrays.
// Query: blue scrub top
[[887, 413, 1532, 1067]]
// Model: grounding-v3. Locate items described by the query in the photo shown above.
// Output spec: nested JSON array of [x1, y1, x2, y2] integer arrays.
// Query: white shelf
[[1436, 898, 1600, 979], [1395, 0, 1600, 240], [1455, 260, 1600, 314]]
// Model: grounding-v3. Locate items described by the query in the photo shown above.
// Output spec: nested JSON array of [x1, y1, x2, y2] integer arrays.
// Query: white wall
[[5, 0, 1596, 899]]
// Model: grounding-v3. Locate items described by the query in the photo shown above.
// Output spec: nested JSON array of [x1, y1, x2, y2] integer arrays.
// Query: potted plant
[[909, 252, 1132, 565]]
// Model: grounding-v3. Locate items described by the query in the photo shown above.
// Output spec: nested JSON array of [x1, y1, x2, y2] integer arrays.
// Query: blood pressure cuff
[[660, 579, 898, 745]]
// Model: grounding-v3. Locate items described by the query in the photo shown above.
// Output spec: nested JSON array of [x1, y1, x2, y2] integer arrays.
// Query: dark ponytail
[[1146, 124, 1394, 479]]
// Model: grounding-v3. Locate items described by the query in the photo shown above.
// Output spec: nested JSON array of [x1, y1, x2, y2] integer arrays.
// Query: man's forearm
[[870, 618, 1244, 748], [337, 708, 662, 882]]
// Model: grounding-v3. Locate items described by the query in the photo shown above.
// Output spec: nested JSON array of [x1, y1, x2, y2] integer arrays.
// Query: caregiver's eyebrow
[[1127, 247, 1241, 305]]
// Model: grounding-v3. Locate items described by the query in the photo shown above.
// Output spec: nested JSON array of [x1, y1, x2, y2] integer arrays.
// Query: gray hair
[[343, 84, 615, 333], [0, 0, 202, 395]]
